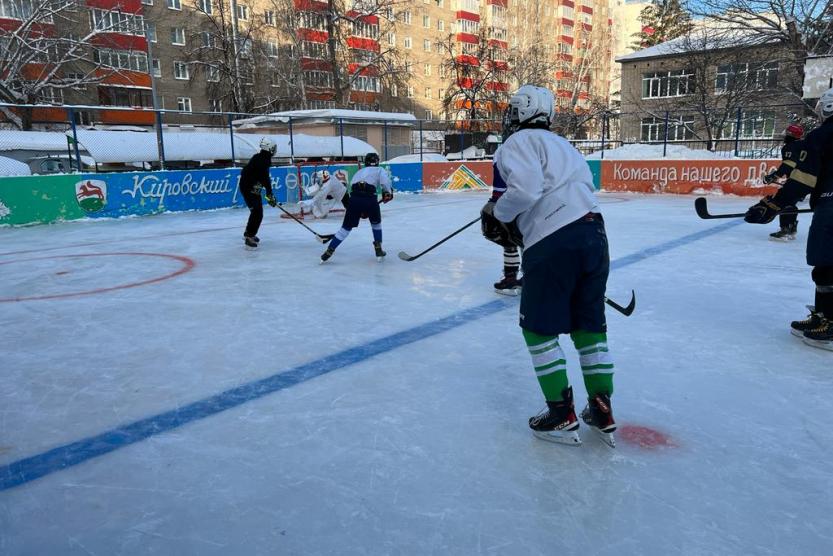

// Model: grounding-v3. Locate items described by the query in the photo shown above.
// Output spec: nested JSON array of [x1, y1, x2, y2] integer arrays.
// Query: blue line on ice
[[0, 219, 742, 491]]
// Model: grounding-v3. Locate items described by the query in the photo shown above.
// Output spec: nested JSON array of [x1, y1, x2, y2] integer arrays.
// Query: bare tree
[[0, 0, 140, 129], [691, 0, 833, 104]]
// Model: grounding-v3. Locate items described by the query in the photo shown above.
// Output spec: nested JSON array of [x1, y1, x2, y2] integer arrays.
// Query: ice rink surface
[[1, 191, 831, 555]]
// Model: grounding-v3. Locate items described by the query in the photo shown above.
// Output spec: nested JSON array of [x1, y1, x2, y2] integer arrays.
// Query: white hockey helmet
[[815, 87, 833, 122], [507, 85, 556, 127], [315, 169, 330, 184], [260, 137, 277, 155]]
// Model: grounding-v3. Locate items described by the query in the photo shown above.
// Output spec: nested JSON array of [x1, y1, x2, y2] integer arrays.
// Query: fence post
[[155, 109, 166, 170], [228, 113, 236, 166], [733, 107, 742, 157], [288, 116, 295, 163], [383, 120, 388, 161], [419, 119, 423, 161], [662, 111, 669, 158], [67, 107, 82, 173], [600, 112, 607, 160], [339, 117, 344, 159]]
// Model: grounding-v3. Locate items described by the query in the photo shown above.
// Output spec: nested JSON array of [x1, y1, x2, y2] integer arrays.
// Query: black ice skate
[[320, 247, 335, 264], [494, 274, 522, 296], [580, 393, 616, 448], [244, 236, 258, 249], [791, 307, 823, 338], [529, 387, 581, 446], [803, 317, 833, 352], [769, 223, 797, 242], [374, 241, 386, 261], [243, 234, 260, 244]]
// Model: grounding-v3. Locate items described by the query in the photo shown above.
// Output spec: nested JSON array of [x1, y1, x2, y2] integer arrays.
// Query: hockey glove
[[265, 193, 277, 207], [762, 171, 781, 184], [481, 201, 523, 248], [381, 191, 394, 204], [744, 195, 781, 224]]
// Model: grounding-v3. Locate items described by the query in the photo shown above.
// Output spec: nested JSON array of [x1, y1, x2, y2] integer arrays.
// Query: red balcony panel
[[95, 69, 152, 87], [562, 0, 574, 7], [578, 91, 589, 100], [346, 11, 379, 24], [346, 36, 380, 51], [91, 33, 147, 51], [301, 59, 333, 71], [556, 89, 572, 98], [456, 11, 480, 22], [87, 0, 142, 13], [349, 91, 378, 104], [486, 0, 508, 6], [488, 39, 508, 49], [457, 77, 473, 89], [486, 81, 509, 92], [31, 107, 70, 123], [608, 18, 612, 25], [558, 53, 573, 62], [490, 60, 509, 71], [307, 91, 335, 101], [455, 54, 480, 66], [295, 0, 328, 11], [456, 32, 478, 44], [99, 109, 155, 126], [582, 23, 592, 31], [560, 35, 574, 45], [561, 17, 574, 27], [580, 5, 593, 14], [0, 18, 54, 36], [347, 64, 379, 76], [298, 28, 328, 42]]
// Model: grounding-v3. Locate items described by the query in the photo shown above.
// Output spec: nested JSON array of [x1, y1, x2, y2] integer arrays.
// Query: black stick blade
[[694, 197, 713, 219], [397, 251, 415, 261], [606, 290, 636, 316]]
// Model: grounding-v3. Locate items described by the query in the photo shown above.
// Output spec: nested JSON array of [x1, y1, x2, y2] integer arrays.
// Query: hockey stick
[[694, 197, 813, 220], [605, 290, 636, 317], [275, 203, 334, 243], [398, 216, 482, 261]]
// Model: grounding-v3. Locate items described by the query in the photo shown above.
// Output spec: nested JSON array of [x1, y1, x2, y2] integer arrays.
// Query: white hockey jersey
[[300, 176, 347, 218], [493, 128, 598, 250], [351, 166, 393, 193]]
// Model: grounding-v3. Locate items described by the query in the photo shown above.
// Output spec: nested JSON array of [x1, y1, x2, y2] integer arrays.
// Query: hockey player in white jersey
[[300, 170, 348, 219], [481, 85, 618, 446]]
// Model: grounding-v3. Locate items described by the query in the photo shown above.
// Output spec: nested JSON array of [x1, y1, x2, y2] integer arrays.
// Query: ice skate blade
[[590, 427, 616, 448], [376, 256, 385, 262], [494, 288, 521, 297], [803, 337, 833, 351], [769, 236, 794, 242], [532, 429, 582, 446], [791, 328, 805, 338]]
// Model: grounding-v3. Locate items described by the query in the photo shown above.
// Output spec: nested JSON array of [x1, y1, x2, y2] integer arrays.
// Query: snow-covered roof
[[250, 134, 376, 158], [0, 131, 71, 152], [804, 55, 833, 99], [617, 31, 778, 63], [0, 155, 31, 176], [234, 109, 417, 127]]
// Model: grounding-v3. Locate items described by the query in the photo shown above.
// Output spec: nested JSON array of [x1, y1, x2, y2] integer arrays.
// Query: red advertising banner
[[422, 162, 493, 191], [600, 159, 782, 196]]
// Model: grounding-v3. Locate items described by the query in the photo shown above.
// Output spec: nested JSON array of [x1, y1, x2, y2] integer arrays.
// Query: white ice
[[1, 192, 831, 555]]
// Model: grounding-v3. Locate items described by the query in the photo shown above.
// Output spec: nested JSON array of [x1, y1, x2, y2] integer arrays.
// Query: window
[[407, 86, 414, 98], [200, 31, 214, 48], [94, 49, 149, 72], [300, 41, 326, 59], [424, 87, 431, 99], [267, 41, 279, 57], [423, 39, 431, 52], [177, 97, 192, 112], [304, 70, 334, 88], [151, 58, 161, 77], [298, 11, 326, 30], [641, 69, 694, 99], [89, 9, 145, 36], [206, 64, 219, 82], [400, 10, 411, 25], [38, 87, 63, 104], [145, 22, 156, 42], [403, 37, 412, 49], [715, 62, 778, 93], [640, 115, 694, 141], [423, 63, 431, 76], [438, 20, 444, 32], [264, 10, 275, 25], [166, 0, 181, 9], [388, 32, 395, 46], [425, 109, 433, 120], [457, 18, 479, 35], [718, 110, 776, 139], [423, 15, 430, 28], [390, 84, 398, 97], [460, 0, 478, 11], [237, 4, 248, 20], [353, 19, 379, 39], [240, 38, 252, 57], [352, 75, 379, 92], [210, 99, 222, 112], [171, 27, 185, 46], [141, 0, 153, 5], [198, 0, 211, 14], [98, 86, 153, 107], [174, 61, 189, 79], [439, 65, 446, 78]]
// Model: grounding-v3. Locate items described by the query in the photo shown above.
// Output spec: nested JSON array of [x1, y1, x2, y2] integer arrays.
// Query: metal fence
[[0, 102, 814, 175]]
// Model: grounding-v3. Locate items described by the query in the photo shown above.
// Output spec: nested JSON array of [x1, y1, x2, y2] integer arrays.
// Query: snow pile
[[385, 153, 448, 164], [0, 156, 31, 176], [0, 131, 71, 152], [585, 143, 729, 160]]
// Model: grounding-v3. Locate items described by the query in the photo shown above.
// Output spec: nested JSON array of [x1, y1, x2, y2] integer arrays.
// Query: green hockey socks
[[522, 329, 568, 402], [522, 329, 615, 402], [570, 330, 615, 397]]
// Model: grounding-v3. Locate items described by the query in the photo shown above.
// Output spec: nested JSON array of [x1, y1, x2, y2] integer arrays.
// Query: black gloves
[[744, 195, 782, 224]]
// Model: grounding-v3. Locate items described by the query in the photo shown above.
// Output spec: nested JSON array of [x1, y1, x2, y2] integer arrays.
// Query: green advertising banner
[[0, 174, 85, 226], [586, 160, 602, 190]]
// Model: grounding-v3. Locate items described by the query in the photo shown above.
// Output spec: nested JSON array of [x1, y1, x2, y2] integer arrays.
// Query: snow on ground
[[0, 156, 30, 176], [586, 143, 729, 159], [0, 192, 830, 554]]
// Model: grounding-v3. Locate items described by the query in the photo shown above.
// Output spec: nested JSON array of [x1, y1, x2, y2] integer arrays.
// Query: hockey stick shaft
[[694, 197, 812, 220], [605, 290, 636, 317], [398, 216, 482, 261], [275, 203, 334, 242]]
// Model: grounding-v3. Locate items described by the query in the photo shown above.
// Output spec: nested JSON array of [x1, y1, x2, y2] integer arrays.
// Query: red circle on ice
[[618, 425, 677, 449], [0, 252, 195, 302]]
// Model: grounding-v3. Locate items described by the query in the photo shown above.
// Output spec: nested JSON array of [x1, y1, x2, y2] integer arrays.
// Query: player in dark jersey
[[764, 124, 805, 241], [239, 137, 277, 249]]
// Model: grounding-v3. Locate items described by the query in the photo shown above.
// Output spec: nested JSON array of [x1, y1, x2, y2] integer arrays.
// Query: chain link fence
[[0, 102, 815, 176]]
